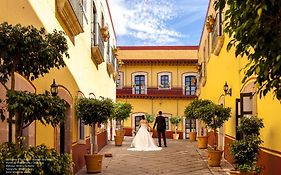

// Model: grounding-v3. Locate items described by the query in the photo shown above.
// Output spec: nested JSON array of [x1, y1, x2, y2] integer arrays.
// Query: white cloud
[[108, 0, 208, 45]]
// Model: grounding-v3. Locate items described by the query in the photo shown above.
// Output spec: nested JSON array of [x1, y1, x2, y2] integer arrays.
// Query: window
[[158, 72, 171, 89], [132, 72, 147, 94], [134, 75, 145, 94], [164, 117, 169, 130], [78, 118, 85, 142], [116, 72, 123, 89], [182, 73, 198, 95], [135, 116, 143, 131]]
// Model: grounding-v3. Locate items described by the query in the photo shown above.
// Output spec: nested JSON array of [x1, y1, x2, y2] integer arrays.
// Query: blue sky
[[108, 0, 209, 46]]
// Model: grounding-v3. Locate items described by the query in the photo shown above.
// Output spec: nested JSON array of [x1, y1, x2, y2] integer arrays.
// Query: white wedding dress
[[127, 123, 162, 151]]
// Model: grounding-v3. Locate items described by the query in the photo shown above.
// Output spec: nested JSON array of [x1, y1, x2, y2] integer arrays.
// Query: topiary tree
[[184, 99, 212, 132], [111, 102, 132, 130], [170, 116, 182, 134], [76, 97, 113, 154], [6, 91, 67, 141], [0, 22, 69, 143], [196, 102, 231, 150], [214, 1, 281, 100]]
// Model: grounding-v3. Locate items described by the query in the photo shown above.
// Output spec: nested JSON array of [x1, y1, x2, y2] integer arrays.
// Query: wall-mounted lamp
[[223, 82, 232, 96], [50, 79, 58, 96]]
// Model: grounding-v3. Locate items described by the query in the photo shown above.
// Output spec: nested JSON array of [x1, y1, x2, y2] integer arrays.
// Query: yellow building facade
[[117, 46, 199, 139], [198, 0, 281, 174], [0, 0, 118, 172]]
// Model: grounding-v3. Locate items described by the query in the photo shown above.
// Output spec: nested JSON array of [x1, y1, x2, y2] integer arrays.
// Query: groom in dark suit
[[153, 111, 167, 147]]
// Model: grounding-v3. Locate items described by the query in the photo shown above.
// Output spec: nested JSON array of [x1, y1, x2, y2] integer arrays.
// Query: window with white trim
[[132, 72, 147, 94], [158, 72, 171, 89], [182, 73, 198, 95]]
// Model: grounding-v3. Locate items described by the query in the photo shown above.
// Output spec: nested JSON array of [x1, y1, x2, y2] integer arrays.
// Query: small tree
[[76, 97, 113, 154], [184, 99, 212, 132], [6, 91, 67, 141], [230, 116, 264, 173], [111, 102, 132, 130], [196, 102, 231, 150], [170, 116, 182, 134], [0, 22, 69, 143]]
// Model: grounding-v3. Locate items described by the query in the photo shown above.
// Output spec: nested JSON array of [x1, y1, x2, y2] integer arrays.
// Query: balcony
[[117, 87, 198, 99], [106, 51, 116, 74], [91, 24, 104, 65], [211, 12, 224, 56], [56, 0, 84, 36]]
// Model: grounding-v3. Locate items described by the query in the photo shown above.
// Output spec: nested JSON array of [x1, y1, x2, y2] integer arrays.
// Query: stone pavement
[[76, 137, 233, 175]]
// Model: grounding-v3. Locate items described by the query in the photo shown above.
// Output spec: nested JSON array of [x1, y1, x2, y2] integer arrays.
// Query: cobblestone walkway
[[76, 137, 233, 175]]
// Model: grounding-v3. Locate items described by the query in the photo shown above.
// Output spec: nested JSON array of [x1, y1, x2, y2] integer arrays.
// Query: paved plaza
[[76, 137, 233, 175]]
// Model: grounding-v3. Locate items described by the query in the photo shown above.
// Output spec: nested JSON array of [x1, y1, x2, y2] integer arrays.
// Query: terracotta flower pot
[[208, 149, 223, 167], [84, 154, 103, 173], [173, 133, 179, 140], [197, 135, 208, 149], [189, 131, 197, 141], [114, 136, 123, 146]]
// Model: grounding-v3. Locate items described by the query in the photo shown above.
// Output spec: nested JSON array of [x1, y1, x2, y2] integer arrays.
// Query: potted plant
[[208, 15, 215, 25], [196, 102, 231, 167], [113, 47, 119, 56], [170, 116, 182, 140], [111, 102, 132, 146], [184, 99, 209, 141], [206, 21, 213, 33], [146, 114, 155, 136], [229, 116, 264, 175], [186, 99, 212, 147], [76, 97, 113, 173]]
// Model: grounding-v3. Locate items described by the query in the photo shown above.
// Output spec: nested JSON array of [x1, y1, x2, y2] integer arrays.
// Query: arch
[[0, 73, 36, 144], [55, 86, 73, 154], [240, 79, 257, 116]]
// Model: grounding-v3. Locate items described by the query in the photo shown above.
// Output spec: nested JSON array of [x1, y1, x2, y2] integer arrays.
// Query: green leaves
[[230, 116, 264, 172], [214, 0, 281, 100], [170, 116, 182, 125], [111, 102, 132, 122], [184, 99, 212, 120], [145, 114, 155, 123], [6, 90, 67, 127], [0, 141, 73, 174], [76, 97, 113, 126], [195, 102, 231, 131], [0, 22, 69, 84]]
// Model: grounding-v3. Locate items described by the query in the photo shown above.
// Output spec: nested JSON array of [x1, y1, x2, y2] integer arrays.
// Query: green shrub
[[0, 139, 73, 174], [145, 114, 154, 124], [230, 116, 264, 172]]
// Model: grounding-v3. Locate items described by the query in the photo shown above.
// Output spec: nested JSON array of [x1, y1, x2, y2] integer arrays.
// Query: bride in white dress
[[127, 116, 162, 151]]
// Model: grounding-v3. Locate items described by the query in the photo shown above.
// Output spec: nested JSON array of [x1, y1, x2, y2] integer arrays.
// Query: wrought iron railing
[[91, 24, 104, 58], [69, 0, 84, 28], [212, 12, 222, 50]]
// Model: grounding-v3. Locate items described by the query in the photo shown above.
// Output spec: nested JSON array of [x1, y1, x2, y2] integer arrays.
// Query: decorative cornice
[[118, 46, 199, 50], [121, 59, 198, 65]]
